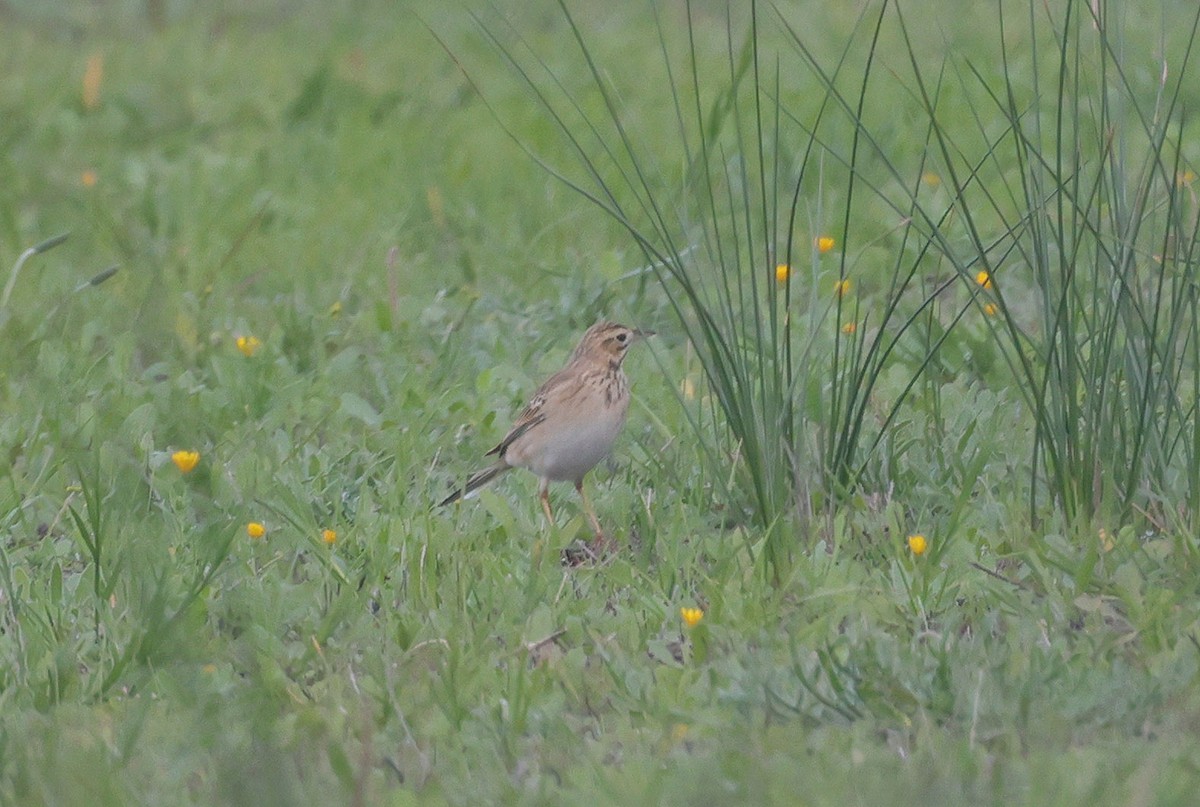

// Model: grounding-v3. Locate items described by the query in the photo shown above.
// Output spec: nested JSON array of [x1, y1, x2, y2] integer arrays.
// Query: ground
[[1, 1, 1199, 805]]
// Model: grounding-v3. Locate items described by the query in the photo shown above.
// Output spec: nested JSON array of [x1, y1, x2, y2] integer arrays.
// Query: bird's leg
[[539, 479, 555, 526], [575, 479, 607, 545]]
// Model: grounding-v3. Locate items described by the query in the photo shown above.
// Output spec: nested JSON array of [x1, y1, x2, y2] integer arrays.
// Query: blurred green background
[[2, 2, 1199, 805]]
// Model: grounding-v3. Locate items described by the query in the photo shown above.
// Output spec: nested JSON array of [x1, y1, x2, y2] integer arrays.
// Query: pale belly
[[508, 411, 627, 482]]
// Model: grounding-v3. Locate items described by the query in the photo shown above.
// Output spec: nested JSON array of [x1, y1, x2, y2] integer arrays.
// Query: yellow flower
[[841, 322, 857, 334], [833, 278, 851, 298], [82, 52, 104, 111], [247, 522, 266, 539], [907, 534, 928, 556], [816, 236, 835, 253], [921, 171, 942, 187], [680, 607, 704, 628], [983, 303, 997, 317], [328, 301, 342, 317], [322, 528, 337, 545], [975, 270, 993, 289], [81, 169, 98, 188], [235, 335, 262, 357], [171, 450, 200, 474], [1178, 169, 1197, 186], [775, 263, 790, 284]]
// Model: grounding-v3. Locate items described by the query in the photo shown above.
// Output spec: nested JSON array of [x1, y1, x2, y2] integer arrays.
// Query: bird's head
[[573, 321, 654, 366]]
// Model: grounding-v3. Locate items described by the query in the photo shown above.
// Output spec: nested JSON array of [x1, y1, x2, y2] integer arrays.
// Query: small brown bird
[[440, 321, 653, 548]]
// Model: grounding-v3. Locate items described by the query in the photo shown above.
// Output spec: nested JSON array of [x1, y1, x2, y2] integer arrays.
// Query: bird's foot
[[560, 533, 615, 567]]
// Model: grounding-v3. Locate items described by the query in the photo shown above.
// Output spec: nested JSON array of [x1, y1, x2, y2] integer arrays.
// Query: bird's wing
[[485, 365, 581, 458]]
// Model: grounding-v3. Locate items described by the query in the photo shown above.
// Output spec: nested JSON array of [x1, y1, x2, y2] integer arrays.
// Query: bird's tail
[[439, 461, 510, 507]]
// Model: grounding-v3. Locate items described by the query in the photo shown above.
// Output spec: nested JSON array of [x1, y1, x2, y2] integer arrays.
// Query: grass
[[2, 1, 1200, 805]]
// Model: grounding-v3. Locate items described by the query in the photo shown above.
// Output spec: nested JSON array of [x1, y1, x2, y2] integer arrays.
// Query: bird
[[440, 320, 653, 550]]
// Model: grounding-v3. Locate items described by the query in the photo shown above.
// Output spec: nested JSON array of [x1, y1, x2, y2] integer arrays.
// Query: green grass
[[2, 1, 1200, 805]]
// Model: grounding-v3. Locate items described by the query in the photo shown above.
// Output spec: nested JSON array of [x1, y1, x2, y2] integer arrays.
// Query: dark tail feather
[[439, 462, 510, 506]]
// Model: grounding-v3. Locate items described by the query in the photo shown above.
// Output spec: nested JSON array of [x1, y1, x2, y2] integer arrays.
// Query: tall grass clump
[[465, 2, 970, 577], [832, 0, 1200, 532], [468, 0, 1200, 571], [910, 1, 1200, 532]]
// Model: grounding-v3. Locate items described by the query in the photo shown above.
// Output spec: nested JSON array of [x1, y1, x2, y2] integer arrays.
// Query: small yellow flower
[[816, 236, 835, 253], [247, 522, 265, 539], [328, 301, 342, 317], [975, 270, 993, 289], [81, 169, 98, 188], [983, 302, 997, 317], [235, 335, 262, 357], [833, 278, 851, 298], [775, 263, 791, 284], [1178, 169, 1197, 186], [841, 321, 857, 334], [82, 52, 104, 111], [171, 450, 200, 474], [680, 607, 704, 628], [322, 528, 337, 545], [922, 171, 942, 187], [907, 534, 928, 556]]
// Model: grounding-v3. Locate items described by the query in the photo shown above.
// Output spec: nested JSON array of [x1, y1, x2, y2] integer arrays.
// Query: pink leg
[[575, 480, 606, 543], [539, 479, 555, 526]]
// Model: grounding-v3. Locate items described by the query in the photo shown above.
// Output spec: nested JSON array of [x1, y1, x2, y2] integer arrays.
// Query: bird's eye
[[615, 332, 628, 343]]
